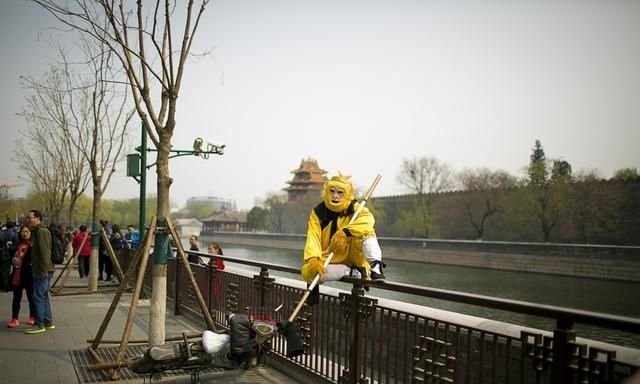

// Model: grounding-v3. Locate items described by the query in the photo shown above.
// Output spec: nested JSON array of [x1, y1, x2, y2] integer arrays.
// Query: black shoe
[[370, 260, 386, 282], [98, 275, 104, 281]]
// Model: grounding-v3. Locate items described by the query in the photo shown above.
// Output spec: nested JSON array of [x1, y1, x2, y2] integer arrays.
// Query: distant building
[[186, 196, 236, 212], [175, 218, 203, 237], [283, 158, 328, 202], [202, 211, 248, 232]]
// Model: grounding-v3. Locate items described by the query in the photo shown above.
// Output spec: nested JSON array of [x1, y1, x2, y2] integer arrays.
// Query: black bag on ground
[[48, 225, 66, 264], [228, 313, 254, 363]]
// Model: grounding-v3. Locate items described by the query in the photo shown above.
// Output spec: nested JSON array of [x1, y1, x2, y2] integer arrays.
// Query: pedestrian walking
[[72, 225, 91, 278]]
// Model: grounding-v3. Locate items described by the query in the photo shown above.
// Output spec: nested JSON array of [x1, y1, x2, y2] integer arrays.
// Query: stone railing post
[[173, 256, 182, 316], [207, 262, 218, 312], [339, 285, 377, 384], [226, 282, 240, 314], [253, 267, 274, 307], [551, 318, 575, 383]]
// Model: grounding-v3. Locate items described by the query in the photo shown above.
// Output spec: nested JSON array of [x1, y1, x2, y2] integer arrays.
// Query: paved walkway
[[0, 267, 297, 384]]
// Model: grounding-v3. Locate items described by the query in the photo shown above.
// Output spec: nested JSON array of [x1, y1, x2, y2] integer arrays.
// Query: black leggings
[[78, 256, 90, 277], [99, 252, 113, 278], [12, 284, 35, 320]]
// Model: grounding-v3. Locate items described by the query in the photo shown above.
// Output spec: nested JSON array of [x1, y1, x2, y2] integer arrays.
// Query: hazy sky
[[1, 0, 639, 211]]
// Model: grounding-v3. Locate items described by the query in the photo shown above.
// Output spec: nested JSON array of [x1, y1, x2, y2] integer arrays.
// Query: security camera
[[206, 139, 224, 148], [206, 139, 225, 155]]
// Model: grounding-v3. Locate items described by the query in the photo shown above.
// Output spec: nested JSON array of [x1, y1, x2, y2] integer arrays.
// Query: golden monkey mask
[[323, 172, 355, 213]]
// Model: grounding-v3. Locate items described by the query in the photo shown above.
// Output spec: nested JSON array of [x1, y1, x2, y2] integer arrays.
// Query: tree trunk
[[89, 184, 102, 292], [149, 133, 172, 346]]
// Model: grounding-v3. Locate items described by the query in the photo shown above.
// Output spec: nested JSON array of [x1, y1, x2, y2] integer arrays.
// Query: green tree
[[362, 198, 386, 228], [110, 198, 140, 228], [552, 160, 572, 182], [185, 203, 216, 220], [528, 140, 548, 185], [612, 167, 640, 182], [392, 210, 424, 238], [264, 193, 288, 233], [72, 194, 94, 225], [247, 206, 270, 231], [526, 140, 570, 242]]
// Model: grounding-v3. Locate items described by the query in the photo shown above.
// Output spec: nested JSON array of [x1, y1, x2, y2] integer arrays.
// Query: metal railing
[[118, 248, 640, 384]]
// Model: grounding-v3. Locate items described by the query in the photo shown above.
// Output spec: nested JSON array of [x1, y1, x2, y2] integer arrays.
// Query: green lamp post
[[126, 121, 225, 264]]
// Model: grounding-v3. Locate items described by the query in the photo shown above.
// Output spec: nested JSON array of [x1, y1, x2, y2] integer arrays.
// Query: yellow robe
[[301, 201, 376, 283]]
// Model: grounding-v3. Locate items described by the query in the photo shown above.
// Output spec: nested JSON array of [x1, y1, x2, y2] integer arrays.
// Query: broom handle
[[288, 174, 382, 322]]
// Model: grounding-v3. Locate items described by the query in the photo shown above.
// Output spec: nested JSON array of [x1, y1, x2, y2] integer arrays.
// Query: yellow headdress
[[322, 172, 355, 213]]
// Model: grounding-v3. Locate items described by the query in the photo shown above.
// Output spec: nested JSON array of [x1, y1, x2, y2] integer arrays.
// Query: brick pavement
[[0, 267, 297, 384]]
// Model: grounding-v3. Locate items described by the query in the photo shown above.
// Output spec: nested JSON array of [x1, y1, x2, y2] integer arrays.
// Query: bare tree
[[18, 35, 132, 291], [396, 156, 453, 238], [570, 170, 621, 244], [63, 35, 133, 292], [34, 0, 210, 345], [458, 168, 517, 240], [16, 64, 91, 224]]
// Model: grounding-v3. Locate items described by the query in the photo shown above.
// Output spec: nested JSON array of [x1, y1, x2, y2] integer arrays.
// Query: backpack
[[48, 225, 66, 264], [110, 231, 123, 250], [0, 229, 16, 263], [0, 232, 9, 264]]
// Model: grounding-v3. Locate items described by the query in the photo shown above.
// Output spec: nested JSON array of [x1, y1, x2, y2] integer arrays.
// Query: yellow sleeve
[[303, 209, 323, 261], [342, 203, 375, 238]]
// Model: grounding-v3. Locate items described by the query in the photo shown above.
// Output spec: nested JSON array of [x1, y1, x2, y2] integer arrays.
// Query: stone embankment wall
[[202, 232, 640, 283]]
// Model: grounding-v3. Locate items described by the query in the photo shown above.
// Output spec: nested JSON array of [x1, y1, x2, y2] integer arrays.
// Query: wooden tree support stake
[[50, 233, 88, 295], [83, 215, 223, 380], [99, 224, 126, 284]]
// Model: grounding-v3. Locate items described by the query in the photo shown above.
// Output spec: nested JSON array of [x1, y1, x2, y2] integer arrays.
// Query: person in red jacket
[[206, 242, 225, 270], [207, 242, 225, 302], [72, 225, 91, 278], [7, 225, 35, 328]]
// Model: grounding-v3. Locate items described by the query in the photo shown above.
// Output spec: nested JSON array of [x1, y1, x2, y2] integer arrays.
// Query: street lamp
[[126, 121, 225, 262]]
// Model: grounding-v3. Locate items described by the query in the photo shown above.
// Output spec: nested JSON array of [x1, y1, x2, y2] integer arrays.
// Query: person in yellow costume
[[301, 172, 385, 289]]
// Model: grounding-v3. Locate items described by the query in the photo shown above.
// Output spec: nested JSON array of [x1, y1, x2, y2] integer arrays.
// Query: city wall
[[201, 231, 640, 283]]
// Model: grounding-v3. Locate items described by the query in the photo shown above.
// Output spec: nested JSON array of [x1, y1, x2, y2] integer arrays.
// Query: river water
[[197, 243, 640, 349]]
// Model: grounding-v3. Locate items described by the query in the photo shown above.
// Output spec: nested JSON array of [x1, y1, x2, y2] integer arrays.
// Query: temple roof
[[290, 158, 327, 174], [283, 158, 328, 192], [202, 211, 247, 223]]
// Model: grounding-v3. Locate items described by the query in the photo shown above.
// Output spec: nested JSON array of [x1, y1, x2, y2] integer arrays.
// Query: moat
[[198, 242, 640, 349]]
